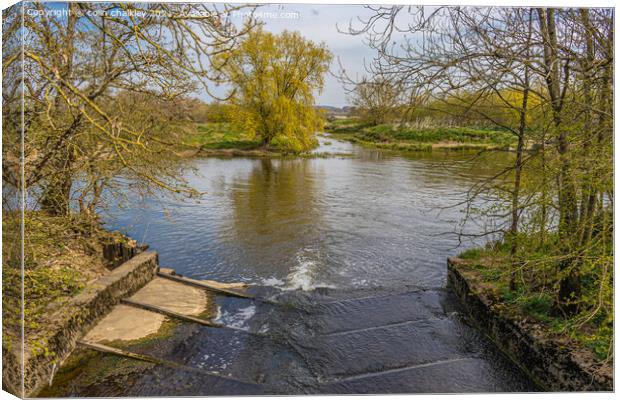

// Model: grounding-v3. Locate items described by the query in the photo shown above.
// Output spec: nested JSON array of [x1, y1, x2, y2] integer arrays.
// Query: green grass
[[182, 123, 349, 157], [325, 120, 516, 151], [187, 120, 513, 155], [457, 239, 613, 361], [183, 122, 261, 150]]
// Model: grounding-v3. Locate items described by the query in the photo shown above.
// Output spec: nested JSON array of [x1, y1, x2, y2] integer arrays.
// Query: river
[[44, 136, 538, 395]]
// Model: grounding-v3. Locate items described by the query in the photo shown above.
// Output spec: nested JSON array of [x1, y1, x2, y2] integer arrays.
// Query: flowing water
[[44, 136, 539, 396]]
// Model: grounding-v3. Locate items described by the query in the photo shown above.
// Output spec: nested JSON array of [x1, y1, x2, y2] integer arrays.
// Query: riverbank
[[2, 212, 152, 396], [325, 118, 516, 151], [180, 120, 509, 157], [447, 256, 612, 391], [180, 122, 269, 156]]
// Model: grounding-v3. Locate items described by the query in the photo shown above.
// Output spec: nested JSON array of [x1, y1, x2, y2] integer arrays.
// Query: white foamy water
[[285, 258, 316, 291], [261, 277, 286, 287], [215, 305, 256, 330], [284, 252, 336, 291]]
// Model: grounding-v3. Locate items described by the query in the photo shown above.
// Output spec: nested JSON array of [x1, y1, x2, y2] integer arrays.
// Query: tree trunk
[[577, 9, 596, 247], [538, 8, 580, 314], [40, 149, 75, 216], [509, 10, 532, 291]]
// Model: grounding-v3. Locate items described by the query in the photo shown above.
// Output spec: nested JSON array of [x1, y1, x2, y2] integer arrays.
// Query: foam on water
[[284, 251, 335, 291], [285, 258, 316, 291], [261, 277, 286, 287], [215, 305, 256, 330]]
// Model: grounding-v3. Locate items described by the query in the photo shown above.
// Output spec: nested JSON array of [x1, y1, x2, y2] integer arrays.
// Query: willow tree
[[214, 29, 332, 153], [2, 2, 255, 216]]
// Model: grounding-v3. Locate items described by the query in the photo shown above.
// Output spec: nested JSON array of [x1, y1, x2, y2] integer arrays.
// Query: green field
[[183, 123, 261, 150], [325, 118, 516, 151]]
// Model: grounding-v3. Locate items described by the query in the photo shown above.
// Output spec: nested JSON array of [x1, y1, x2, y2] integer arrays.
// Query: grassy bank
[[325, 118, 516, 151], [179, 122, 284, 157], [457, 239, 613, 362], [2, 212, 137, 356]]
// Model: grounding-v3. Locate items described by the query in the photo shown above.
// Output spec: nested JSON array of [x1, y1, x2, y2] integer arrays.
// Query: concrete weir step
[[320, 316, 444, 337], [83, 276, 265, 345], [309, 289, 445, 335], [157, 271, 254, 299], [83, 277, 211, 343], [321, 357, 476, 384], [301, 317, 470, 379], [318, 356, 509, 394], [120, 298, 222, 327], [78, 341, 262, 387], [120, 297, 265, 336]]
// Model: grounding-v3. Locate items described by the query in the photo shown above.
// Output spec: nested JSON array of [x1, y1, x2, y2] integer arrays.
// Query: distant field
[[325, 118, 517, 151], [183, 122, 260, 150]]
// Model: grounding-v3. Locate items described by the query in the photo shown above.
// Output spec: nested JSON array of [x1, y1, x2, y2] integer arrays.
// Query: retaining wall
[[3, 251, 159, 397], [447, 257, 612, 392]]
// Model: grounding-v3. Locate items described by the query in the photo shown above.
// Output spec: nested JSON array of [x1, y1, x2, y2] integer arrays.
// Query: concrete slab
[[83, 305, 165, 342], [200, 279, 247, 290], [130, 277, 207, 316], [83, 278, 208, 343]]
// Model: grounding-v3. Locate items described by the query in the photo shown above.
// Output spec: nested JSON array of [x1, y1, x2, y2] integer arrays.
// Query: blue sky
[[218, 3, 383, 107]]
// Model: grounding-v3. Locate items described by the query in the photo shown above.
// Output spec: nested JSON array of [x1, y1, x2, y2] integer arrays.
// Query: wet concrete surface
[[46, 285, 539, 396], [83, 278, 208, 343]]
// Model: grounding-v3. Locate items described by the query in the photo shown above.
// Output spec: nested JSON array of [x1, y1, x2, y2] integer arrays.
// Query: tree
[[214, 29, 332, 153], [350, 77, 402, 125], [2, 2, 255, 216]]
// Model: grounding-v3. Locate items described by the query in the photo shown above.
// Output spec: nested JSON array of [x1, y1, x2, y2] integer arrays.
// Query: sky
[[216, 3, 384, 107], [42, 2, 404, 107]]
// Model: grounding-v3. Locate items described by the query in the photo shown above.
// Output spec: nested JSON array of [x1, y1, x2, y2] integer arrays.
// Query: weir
[[77, 341, 262, 387], [45, 283, 539, 396], [59, 265, 273, 390], [120, 298, 224, 327]]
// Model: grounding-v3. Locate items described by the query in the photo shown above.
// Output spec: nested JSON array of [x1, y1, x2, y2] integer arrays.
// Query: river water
[[44, 136, 538, 395]]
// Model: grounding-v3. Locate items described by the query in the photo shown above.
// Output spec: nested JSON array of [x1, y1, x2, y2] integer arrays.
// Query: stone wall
[[102, 240, 149, 269], [3, 251, 159, 398], [447, 257, 612, 392]]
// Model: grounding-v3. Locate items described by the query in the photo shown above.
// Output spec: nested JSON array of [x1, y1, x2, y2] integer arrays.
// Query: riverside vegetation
[[2, 212, 138, 357], [325, 118, 517, 151]]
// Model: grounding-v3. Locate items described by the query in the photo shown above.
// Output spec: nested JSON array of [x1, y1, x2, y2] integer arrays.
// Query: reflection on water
[[104, 137, 510, 290], [226, 158, 327, 287], [45, 137, 537, 396]]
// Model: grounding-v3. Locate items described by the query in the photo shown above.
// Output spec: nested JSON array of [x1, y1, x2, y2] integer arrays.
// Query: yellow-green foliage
[[215, 29, 332, 153]]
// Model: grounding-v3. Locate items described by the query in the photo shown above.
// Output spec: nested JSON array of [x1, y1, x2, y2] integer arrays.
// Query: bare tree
[[2, 2, 256, 215], [350, 77, 402, 125]]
